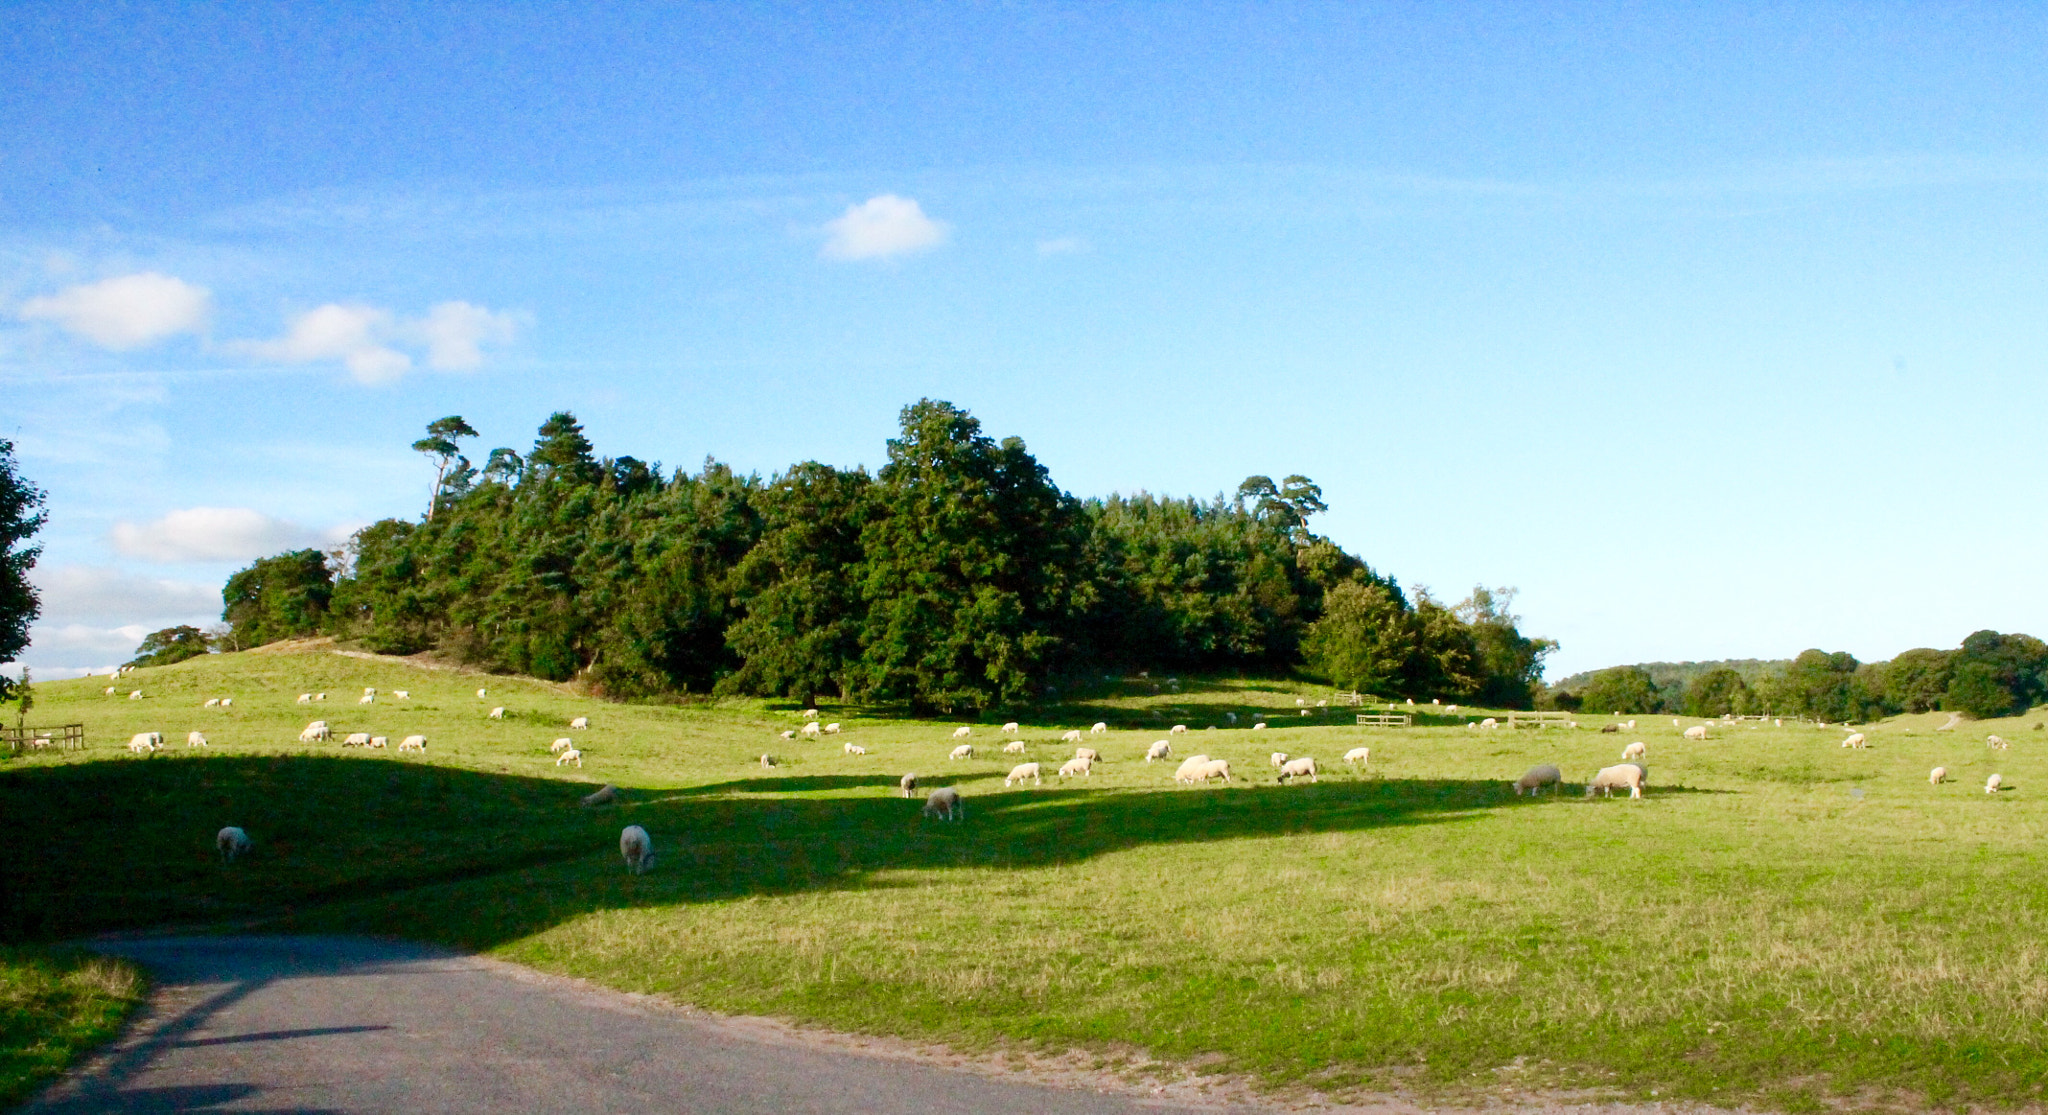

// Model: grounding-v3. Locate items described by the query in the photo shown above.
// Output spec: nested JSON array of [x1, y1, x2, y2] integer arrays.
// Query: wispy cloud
[[407, 300, 523, 370], [821, 195, 949, 261], [233, 300, 520, 383], [108, 507, 337, 564], [17, 272, 212, 350], [33, 565, 220, 625]]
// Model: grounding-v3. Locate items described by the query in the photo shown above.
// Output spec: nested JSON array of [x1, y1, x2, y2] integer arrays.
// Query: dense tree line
[[0, 438, 46, 705], [218, 401, 1552, 711], [1555, 632, 2048, 722]]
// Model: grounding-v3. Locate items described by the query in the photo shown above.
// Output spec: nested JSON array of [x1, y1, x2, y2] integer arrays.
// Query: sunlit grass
[[0, 948, 145, 1106]]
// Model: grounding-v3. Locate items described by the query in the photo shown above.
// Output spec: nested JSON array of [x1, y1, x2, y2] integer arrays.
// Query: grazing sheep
[[620, 825, 654, 874], [555, 748, 582, 767], [1252, 722, 1267, 731], [801, 721, 822, 738], [1774, 718, 1783, 727], [1058, 755, 1093, 778], [342, 732, 371, 748], [1683, 725, 1708, 741], [393, 690, 409, 699], [368, 736, 387, 749], [1343, 746, 1370, 767], [128, 690, 143, 700], [1005, 762, 1042, 787], [398, 735, 427, 753], [824, 723, 841, 734], [104, 686, 117, 696], [900, 772, 918, 798], [581, 784, 619, 807], [1937, 713, 1960, 732], [950, 743, 975, 760], [923, 786, 962, 820], [1480, 717, 1498, 729], [204, 698, 220, 709], [1145, 740, 1172, 762], [363, 687, 376, 697], [1075, 747, 1100, 764], [1599, 723, 1619, 734], [780, 730, 795, 740], [1002, 722, 1020, 733], [844, 742, 867, 756], [760, 753, 776, 768], [570, 716, 590, 730], [1061, 729, 1084, 743], [1622, 741, 1647, 760], [315, 693, 327, 701], [1586, 763, 1648, 799], [476, 688, 488, 699], [216, 826, 251, 864], [489, 706, 505, 719], [1987, 735, 2010, 750], [299, 722, 331, 742], [1929, 766, 1948, 785], [1625, 719, 1635, 729], [1514, 764, 1562, 796], [186, 731, 209, 748], [1172, 754, 1210, 780], [550, 738, 574, 753], [1180, 758, 1232, 785], [1276, 756, 1318, 783], [1003, 740, 1027, 754], [1841, 732, 1868, 749], [1090, 722, 1108, 735], [1447, 705, 1459, 715], [1171, 724, 1188, 735], [802, 708, 819, 720], [127, 732, 162, 754], [1986, 773, 2003, 794], [359, 694, 374, 705], [952, 726, 972, 740], [1269, 751, 1289, 767]]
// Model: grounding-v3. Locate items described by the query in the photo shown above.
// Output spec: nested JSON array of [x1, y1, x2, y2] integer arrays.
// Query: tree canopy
[[0, 438, 47, 704]]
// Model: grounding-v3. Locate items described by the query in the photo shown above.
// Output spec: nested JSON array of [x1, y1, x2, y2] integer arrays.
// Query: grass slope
[[0, 948, 144, 1106], [8, 643, 2048, 1110]]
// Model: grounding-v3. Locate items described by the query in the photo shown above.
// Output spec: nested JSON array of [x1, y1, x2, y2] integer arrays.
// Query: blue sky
[[4, 3, 2045, 680]]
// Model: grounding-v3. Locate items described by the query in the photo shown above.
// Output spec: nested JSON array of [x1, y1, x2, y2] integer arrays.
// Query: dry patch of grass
[[0, 948, 145, 1106]]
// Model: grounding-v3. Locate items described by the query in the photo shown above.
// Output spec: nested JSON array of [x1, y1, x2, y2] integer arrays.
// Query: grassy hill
[[1549, 658, 1793, 695], [8, 641, 2048, 1109]]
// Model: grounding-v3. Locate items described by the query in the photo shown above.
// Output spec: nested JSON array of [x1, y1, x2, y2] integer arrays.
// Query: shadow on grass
[[2, 754, 1660, 951]]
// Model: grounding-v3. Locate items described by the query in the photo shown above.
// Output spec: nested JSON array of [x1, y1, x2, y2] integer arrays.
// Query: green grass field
[[0, 947, 144, 1106], [8, 640, 2048, 1110]]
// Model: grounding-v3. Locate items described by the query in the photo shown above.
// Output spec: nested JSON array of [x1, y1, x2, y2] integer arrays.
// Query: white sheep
[[1005, 762, 1042, 787], [1058, 755, 1093, 778], [398, 735, 427, 753], [1061, 729, 1084, 743], [1002, 722, 1020, 734], [204, 698, 220, 709], [368, 736, 388, 749], [1296, 698, 1306, 706], [1180, 758, 1232, 785], [315, 693, 327, 701], [952, 726, 972, 740], [1170, 724, 1187, 734], [802, 708, 819, 720], [581, 784, 619, 807], [1090, 722, 1107, 735], [489, 706, 505, 719], [1145, 740, 1172, 762], [1514, 764, 1562, 796], [780, 730, 795, 740], [570, 716, 590, 730], [556, 748, 582, 767], [950, 743, 974, 760], [127, 732, 162, 754], [923, 786, 962, 820], [1987, 735, 2009, 750], [342, 732, 371, 747], [1003, 740, 1027, 754], [1841, 732, 1867, 749], [104, 686, 117, 696], [299, 722, 331, 742], [620, 825, 654, 874], [1929, 766, 1948, 785], [394, 690, 409, 699], [1252, 722, 1267, 731], [1226, 712, 1238, 723], [363, 687, 376, 697], [900, 772, 918, 798], [760, 753, 776, 768], [1343, 746, 1370, 767], [217, 826, 251, 864], [1172, 754, 1210, 780], [844, 742, 867, 756], [297, 693, 314, 704], [1586, 763, 1647, 799], [550, 738, 574, 753], [476, 688, 488, 699], [1276, 756, 1318, 783], [1447, 705, 1459, 715], [186, 731, 209, 748], [801, 721, 822, 738], [1683, 725, 1708, 741], [1625, 719, 1636, 729], [1986, 773, 2003, 794], [824, 723, 841, 734], [128, 690, 143, 700], [1269, 751, 1288, 767], [1622, 741, 1647, 760], [1074, 746, 1100, 764], [1480, 717, 1498, 729], [359, 694, 375, 705], [1774, 718, 1783, 727]]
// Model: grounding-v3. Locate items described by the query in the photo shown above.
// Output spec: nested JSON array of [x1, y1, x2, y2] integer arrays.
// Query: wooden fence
[[1507, 711, 1573, 729], [3, 724, 86, 752], [1356, 712, 1412, 728]]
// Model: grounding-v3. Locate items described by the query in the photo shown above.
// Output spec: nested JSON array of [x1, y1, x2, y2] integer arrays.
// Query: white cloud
[[21, 623, 152, 662], [411, 300, 521, 370], [1036, 236, 1091, 256], [821, 195, 949, 261], [32, 565, 219, 625], [108, 507, 324, 564], [17, 272, 212, 350], [235, 303, 413, 384]]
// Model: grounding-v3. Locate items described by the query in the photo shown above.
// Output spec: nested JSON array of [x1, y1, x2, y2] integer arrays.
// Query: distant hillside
[[1551, 659, 1790, 695]]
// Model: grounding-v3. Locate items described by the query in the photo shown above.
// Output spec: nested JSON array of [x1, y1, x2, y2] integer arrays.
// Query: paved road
[[27, 936, 1241, 1114]]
